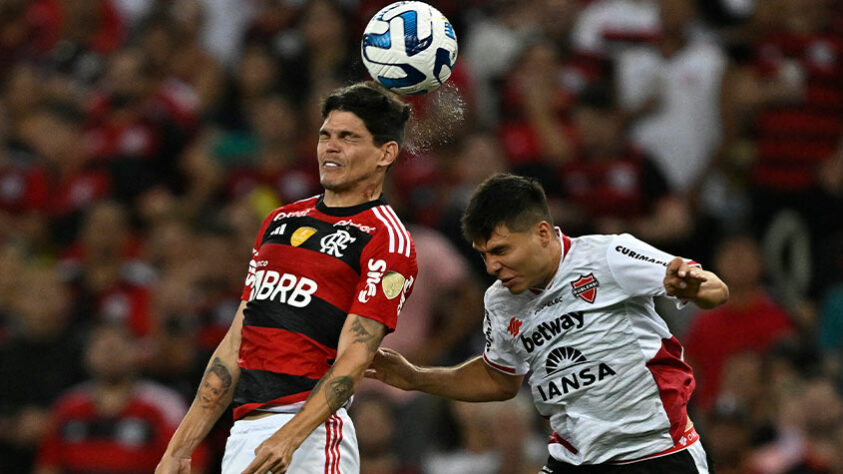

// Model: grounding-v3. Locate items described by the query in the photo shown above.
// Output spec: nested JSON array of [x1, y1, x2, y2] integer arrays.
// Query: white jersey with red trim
[[482, 232, 699, 465]]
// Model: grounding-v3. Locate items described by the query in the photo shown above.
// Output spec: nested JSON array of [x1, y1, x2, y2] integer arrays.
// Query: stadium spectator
[[19, 101, 111, 245], [702, 405, 756, 474], [749, 376, 843, 474], [0, 264, 85, 474], [684, 235, 795, 413], [497, 39, 577, 186], [34, 323, 200, 474], [571, 0, 660, 58], [60, 200, 154, 338], [423, 400, 500, 474], [350, 393, 420, 474], [743, 0, 843, 300], [437, 131, 509, 282], [556, 81, 692, 248], [617, 0, 727, 195]]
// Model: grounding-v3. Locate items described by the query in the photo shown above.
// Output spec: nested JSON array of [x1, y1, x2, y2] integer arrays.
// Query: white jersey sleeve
[[605, 233, 695, 298], [481, 294, 530, 376]]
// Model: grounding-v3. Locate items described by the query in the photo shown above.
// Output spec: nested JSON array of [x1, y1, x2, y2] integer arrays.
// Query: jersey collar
[[316, 194, 388, 216]]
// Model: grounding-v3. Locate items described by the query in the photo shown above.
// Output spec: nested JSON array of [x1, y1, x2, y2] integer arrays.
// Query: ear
[[536, 221, 554, 246], [377, 141, 399, 168]]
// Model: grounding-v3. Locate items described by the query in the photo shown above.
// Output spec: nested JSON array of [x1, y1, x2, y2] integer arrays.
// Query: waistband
[[609, 425, 699, 465], [547, 425, 699, 466]]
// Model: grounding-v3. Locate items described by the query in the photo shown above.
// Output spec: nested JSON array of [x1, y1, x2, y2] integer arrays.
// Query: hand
[[663, 257, 707, 300], [241, 431, 299, 474], [365, 347, 418, 391], [155, 456, 191, 474]]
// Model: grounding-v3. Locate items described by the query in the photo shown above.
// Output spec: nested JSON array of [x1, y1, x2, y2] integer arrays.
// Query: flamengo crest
[[570, 273, 599, 304]]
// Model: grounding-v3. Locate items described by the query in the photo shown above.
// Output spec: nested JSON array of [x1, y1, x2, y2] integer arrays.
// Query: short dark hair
[[461, 173, 553, 243], [321, 81, 412, 147]]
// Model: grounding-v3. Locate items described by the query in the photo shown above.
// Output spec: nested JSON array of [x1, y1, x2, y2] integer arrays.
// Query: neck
[[94, 378, 134, 416], [323, 182, 383, 207], [537, 238, 563, 289]]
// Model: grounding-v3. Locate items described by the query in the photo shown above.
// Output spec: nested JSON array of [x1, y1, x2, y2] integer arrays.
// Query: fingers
[[242, 450, 281, 474], [666, 257, 683, 276]]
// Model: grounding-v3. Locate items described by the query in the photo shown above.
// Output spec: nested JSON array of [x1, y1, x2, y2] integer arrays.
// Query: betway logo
[[520, 312, 584, 353]]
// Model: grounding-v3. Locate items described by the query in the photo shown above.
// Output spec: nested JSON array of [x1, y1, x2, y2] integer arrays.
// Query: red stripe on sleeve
[[483, 353, 517, 374]]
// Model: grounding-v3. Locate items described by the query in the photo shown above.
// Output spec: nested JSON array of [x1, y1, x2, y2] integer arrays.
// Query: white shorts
[[221, 409, 359, 474]]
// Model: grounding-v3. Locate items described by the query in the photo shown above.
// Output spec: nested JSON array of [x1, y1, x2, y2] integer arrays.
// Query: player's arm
[[242, 313, 388, 474], [367, 348, 524, 402], [155, 300, 246, 474], [663, 257, 729, 309]]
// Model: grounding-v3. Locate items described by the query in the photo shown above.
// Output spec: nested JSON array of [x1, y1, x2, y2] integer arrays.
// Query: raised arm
[[241, 314, 388, 474], [367, 347, 524, 402], [156, 300, 247, 473], [663, 257, 729, 309]]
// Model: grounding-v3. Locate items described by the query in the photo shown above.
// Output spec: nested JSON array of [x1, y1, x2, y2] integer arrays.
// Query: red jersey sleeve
[[348, 223, 418, 331]]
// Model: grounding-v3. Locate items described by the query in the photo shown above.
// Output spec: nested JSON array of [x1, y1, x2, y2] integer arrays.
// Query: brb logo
[[249, 271, 317, 308], [320, 230, 356, 257]]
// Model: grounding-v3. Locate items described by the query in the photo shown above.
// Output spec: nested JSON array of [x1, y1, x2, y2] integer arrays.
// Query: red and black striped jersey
[[753, 31, 843, 190], [234, 195, 417, 419], [36, 382, 187, 473]]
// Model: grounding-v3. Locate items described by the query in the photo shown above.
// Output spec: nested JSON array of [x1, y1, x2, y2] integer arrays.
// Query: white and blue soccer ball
[[361, 1, 458, 95]]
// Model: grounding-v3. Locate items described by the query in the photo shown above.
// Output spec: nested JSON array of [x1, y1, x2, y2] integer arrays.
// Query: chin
[[506, 285, 526, 295]]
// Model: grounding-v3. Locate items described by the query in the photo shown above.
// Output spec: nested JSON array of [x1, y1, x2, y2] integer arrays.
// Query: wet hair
[[461, 173, 553, 243], [321, 81, 412, 147]]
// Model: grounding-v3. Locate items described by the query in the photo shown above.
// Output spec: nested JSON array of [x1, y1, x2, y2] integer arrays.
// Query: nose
[[320, 135, 341, 153], [485, 256, 501, 276]]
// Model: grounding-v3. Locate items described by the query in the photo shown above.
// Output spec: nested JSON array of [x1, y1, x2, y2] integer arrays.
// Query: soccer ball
[[361, 1, 458, 95]]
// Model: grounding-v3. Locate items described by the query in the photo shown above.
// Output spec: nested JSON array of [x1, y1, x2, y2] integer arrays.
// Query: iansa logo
[[545, 346, 587, 375], [570, 273, 599, 304], [536, 346, 617, 402]]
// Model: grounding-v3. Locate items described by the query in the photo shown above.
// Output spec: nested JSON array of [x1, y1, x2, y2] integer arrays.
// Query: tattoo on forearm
[[326, 376, 354, 411], [197, 357, 233, 409], [350, 316, 382, 352], [307, 367, 332, 402], [307, 366, 355, 411]]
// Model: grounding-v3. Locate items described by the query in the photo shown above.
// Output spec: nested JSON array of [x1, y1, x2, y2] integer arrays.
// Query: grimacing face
[[473, 222, 556, 294], [317, 110, 394, 197]]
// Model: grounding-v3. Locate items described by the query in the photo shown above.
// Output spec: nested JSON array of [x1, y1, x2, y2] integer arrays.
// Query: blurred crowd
[[1, 0, 842, 473]]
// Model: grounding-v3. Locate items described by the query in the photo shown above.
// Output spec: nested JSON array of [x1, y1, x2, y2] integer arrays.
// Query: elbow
[[494, 383, 521, 401], [719, 283, 730, 305]]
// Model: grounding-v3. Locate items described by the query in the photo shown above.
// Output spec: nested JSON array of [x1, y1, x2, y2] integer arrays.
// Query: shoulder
[[568, 233, 618, 259], [363, 203, 416, 256], [267, 195, 321, 219], [483, 282, 527, 320]]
